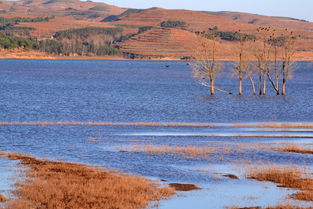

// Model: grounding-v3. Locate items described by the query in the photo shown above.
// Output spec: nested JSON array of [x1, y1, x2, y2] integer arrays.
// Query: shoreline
[[1, 52, 313, 61], [2, 56, 313, 61]]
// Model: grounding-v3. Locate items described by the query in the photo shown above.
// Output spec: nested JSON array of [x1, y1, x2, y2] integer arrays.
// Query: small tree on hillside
[[191, 31, 227, 95]]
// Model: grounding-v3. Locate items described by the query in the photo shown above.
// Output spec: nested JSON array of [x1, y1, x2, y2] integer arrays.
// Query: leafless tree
[[191, 31, 229, 95], [233, 31, 255, 95], [253, 27, 272, 95], [268, 31, 281, 95], [280, 30, 297, 95]]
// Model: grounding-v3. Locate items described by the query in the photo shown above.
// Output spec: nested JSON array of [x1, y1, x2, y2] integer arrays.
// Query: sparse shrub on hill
[[160, 20, 186, 28], [138, 26, 153, 34], [54, 27, 122, 41], [89, 5, 107, 11], [0, 16, 54, 30], [44, 0, 75, 4], [0, 34, 33, 49], [3, 26, 35, 37], [196, 30, 256, 42], [63, 11, 101, 19]]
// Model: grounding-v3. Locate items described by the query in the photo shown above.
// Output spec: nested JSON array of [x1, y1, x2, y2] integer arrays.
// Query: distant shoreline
[[0, 51, 313, 61]]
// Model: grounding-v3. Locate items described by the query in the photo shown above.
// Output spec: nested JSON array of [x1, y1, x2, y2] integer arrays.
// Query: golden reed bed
[[0, 152, 174, 209]]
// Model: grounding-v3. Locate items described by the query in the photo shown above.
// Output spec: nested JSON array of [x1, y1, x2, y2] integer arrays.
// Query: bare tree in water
[[253, 27, 273, 95], [280, 29, 297, 95], [268, 30, 282, 95], [191, 31, 229, 95], [233, 31, 256, 95]]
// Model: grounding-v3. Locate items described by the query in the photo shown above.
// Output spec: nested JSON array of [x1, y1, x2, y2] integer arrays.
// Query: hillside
[[211, 11, 313, 31], [0, 0, 313, 60]]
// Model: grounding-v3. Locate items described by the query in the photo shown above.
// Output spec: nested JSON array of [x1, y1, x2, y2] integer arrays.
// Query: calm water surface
[[1, 60, 313, 208]]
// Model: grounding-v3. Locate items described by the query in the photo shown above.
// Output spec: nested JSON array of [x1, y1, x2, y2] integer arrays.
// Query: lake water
[[1, 59, 313, 208]]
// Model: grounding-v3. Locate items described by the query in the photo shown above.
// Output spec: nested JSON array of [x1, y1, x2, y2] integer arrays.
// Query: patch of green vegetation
[[3, 26, 35, 37], [0, 34, 33, 49], [89, 5, 107, 11], [45, 0, 74, 4], [160, 20, 186, 28], [64, 11, 101, 18], [118, 9, 145, 18], [102, 9, 146, 22], [54, 27, 122, 40], [201, 11, 219, 15], [217, 31, 256, 41], [0, 16, 54, 31], [0, 10, 7, 14], [138, 26, 153, 34], [270, 16, 308, 22], [23, 0, 33, 5], [196, 30, 256, 42], [113, 24, 139, 29]]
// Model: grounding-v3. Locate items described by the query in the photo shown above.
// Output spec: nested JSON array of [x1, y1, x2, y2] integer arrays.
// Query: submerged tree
[[268, 31, 283, 95], [233, 31, 255, 95], [280, 30, 297, 95], [191, 31, 227, 95], [253, 27, 273, 95]]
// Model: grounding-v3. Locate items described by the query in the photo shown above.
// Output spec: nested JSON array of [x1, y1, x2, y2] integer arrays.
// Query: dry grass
[[270, 143, 313, 155], [3, 152, 174, 209], [116, 144, 213, 160], [247, 165, 313, 202], [0, 194, 7, 202], [168, 183, 201, 191]]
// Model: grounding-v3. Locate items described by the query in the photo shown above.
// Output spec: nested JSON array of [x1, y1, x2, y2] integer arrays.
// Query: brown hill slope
[[1, 0, 313, 60], [0, 0, 125, 19], [118, 27, 230, 59], [212, 11, 313, 31], [114, 8, 259, 34]]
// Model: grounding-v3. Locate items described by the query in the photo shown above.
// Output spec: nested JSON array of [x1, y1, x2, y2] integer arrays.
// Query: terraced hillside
[[0, 0, 125, 19], [0, 0, 313, 60], [118, 27, 229, 59], [212, 11, 313, 31], [113, 8, 259, 34]]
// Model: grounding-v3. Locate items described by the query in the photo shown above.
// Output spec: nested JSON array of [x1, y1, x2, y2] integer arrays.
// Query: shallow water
[[1, 60, 313, 208]]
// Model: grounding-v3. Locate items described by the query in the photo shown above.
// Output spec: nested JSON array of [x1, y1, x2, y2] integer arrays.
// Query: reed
[[247, 164, 313, 201], [116, 144, 213, 160], [3, 152, 175, 209], [271, 143, 313, 155]]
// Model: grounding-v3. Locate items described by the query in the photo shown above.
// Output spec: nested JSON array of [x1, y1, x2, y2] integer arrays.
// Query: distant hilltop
[[0, 0, 312, 60]]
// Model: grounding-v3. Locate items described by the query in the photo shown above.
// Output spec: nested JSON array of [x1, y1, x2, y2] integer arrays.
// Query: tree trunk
[[275, 68, 279, 95], [239, 78, 242, 95], [259, 72, 262, 95], [263, 72, 267, 95], [267, 72, 279, 95], [211, 79, 215, 95], [282, 79, 286, 95], [282, 61, 286, 96]]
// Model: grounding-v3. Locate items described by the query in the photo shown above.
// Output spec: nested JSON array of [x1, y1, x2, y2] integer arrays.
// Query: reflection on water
[[1, 60, 313, 208]]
